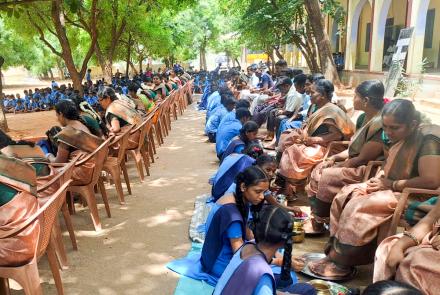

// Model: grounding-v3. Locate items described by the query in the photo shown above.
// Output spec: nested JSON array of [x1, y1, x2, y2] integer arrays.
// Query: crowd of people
[[0, 66, 191, 114], [0, 66, 192, 293], [168, 61, 439, 295]]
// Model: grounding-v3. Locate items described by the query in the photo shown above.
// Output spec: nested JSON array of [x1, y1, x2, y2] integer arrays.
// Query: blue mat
[[168, 243, 298, 294]]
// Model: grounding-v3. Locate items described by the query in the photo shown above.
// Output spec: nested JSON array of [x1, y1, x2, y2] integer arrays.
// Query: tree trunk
[[138, 55, 143, 73], [56, 59, 65, 80], [234, 58, 241, 69], [125, 33, 131, 78], [0, 67, 8, 132], [200, 43, 207, 70], [49, 68, 54, 79], [304, 0, 341, 86], [274, 46, 284, 60], [129, 61, 138, 75], [95, 43, 112, 83]]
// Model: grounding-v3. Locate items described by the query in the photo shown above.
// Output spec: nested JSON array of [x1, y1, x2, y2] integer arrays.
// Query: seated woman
[[374, 196, 440, 295], [168, 166, 268, 286], [362, 280, 422, 295], [0, 155, 40, 267], [98, 86, 142, 149], [70, 94, 107, 138], [277, 79, 354, 200], [152, 74, 169, 100], [221, 120, 259, 162], [214, 205, 315, 295], [47, 100, 104, 186], [308, 99, 440, 279], [305, 80, 385, 233], [212, 144, 265, 201]]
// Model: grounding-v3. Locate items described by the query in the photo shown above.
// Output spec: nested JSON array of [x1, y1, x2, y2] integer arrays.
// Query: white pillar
[[345, 0, 369, 70], [369, 0, 393, 72], [406, 0, 430, 74]]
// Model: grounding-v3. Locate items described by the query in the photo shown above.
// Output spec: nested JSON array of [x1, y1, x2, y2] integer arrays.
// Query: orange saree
[[278, 103, 354, 183]]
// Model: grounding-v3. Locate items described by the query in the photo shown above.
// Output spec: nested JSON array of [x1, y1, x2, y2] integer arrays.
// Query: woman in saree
[[0, 155, 40, 267], [221, 120, 259, 162], [152, 74, 169, 100], [304, 80, 385, 233], [277, 79, 354, 200], [308, 99, 440, 280], [168, 167, 268, 285], [98, 86, 142, 149], [374, 195, 440, 295], [47, 100, 104, 186], [70, 94, 107, 138]]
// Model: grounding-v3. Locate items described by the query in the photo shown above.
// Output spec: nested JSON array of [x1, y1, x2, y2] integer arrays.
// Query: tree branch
[[0, 0, 48, 8], [79, 0, 98, 78], [26, 11, 62, 57]]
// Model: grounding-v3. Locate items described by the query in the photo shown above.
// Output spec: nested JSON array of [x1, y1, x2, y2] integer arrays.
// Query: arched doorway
[[355, 1, 372, 70]]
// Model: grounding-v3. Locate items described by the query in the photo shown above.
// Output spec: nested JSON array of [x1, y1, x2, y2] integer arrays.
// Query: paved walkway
[[21, 104, 218, 295]]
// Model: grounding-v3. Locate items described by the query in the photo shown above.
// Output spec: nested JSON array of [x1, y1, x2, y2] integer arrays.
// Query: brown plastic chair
[[126, 113, 155, 181], [151, 102, 165, 146], [103, 127, 133, 204], [0, 180, 72, 295], [35, 157, 79, 270], [388, 187, 440, 236], [68, 136, 113, 231]]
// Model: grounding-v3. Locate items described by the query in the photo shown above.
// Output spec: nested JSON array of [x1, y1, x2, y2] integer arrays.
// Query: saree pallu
[[374, 232, 440, 295], [105, 99, 142, 127], [278, 103, 354, 154], [0, 156, 39, 267], [56, 127, 103, 186]]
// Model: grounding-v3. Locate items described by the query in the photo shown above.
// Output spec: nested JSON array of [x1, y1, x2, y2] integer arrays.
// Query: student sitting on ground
[[216, 108, 251, 160], [205, 95, 237, 143]]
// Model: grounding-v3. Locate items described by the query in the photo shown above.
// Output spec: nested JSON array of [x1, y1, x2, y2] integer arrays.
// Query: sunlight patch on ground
[[138, 209, 185, 227]]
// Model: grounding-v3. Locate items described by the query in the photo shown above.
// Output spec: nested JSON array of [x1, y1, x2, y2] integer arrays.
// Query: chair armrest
[[388, 187, 440, 236], [362, 160, 384, 182]]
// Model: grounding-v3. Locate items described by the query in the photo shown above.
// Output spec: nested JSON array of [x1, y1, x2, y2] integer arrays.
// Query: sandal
[[308, 257, 354, 279]]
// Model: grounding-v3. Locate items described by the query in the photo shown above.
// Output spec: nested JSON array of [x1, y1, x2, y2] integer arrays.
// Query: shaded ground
[[6, 104, 373, 294]]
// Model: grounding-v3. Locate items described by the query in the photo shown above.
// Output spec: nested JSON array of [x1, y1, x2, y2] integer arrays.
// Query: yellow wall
[[423, 0, 440, 68], [356, 2, 372, 67], [387, 0, 407, 27]]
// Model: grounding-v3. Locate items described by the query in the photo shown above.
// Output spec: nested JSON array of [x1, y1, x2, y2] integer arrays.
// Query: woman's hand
[[386, 242, 405, 269], [321, 157, 336, 169], [366, 177, 393, 193]]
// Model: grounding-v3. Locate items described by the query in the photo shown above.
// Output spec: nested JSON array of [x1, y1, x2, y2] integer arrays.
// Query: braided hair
[[234, 166, 268, 224], [55, 100, 101, 137]]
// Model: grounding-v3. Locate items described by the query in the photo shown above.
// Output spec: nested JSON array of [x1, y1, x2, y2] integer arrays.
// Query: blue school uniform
[[205, 105, 228, 135], [206, 91, 221, 120], [215, 118, 242, 159], [14, 104, 25, 112], [28, 101, 39, 110]]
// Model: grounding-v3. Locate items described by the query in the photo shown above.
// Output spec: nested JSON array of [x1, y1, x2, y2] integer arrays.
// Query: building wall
[[423, 0, 440, 68], [356, 2, 372, 67]]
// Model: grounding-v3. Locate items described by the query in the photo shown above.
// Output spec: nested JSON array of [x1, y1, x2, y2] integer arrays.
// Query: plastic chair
[[67, 136, 113, 231], [0, 180, 72, 295], [126, 113, 155, 181], [35, 157, 79, 270], [388, 187, 440, 236], [103, 127, 133, 204]]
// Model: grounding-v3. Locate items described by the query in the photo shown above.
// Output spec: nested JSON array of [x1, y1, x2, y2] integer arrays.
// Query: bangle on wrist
[[403, 230, 420, 246], [392, 180, 398, 191]]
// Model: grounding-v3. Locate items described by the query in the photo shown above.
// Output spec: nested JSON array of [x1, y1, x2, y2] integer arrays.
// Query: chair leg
[[154, 125, 162, 146], [77, 186, 102, 231], [97, 178, 111, 218], [51, 220, 68, 269], [0, 278, 10, 295], [120, 161, 132, 195], [61, 201, 77, 250], [47, 242, 65, 295], [148, 140, 155, 163], [148, 131, 156, 158], [130, 151, 145, 181], [14, 260, 43, 295], [105, 167, 125, 204], [67, 191, 75, 215], [140, 149, 150, 177]]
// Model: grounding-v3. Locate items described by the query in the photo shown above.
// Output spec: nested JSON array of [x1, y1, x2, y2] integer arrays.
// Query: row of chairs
[[0, 82, 193, 295]]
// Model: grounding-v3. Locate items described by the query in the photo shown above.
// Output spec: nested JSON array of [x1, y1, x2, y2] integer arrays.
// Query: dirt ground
[[6, 103, 374, 295]]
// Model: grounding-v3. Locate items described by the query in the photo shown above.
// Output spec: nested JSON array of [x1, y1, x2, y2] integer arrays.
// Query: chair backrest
[[110, 126, 133, 164], [36, 178, 73, 258], [75, 136, 113, 185]]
